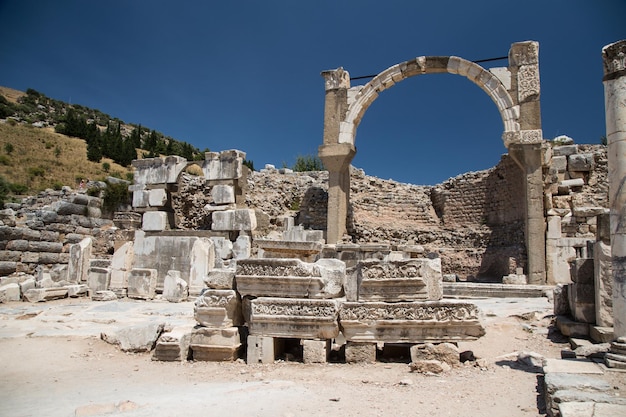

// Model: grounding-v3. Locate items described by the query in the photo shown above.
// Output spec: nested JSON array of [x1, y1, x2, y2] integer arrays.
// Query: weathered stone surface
[[109, 241, 133, 291], [153, 325, 193, 361], [594, 241, 613, 327], [236, 258, 342, 299], [67, 238, 92, 283], [556, 315, 589, 338], [194, 290, 243, 327], [256, 239, 323, 262], [339, 300, 485, 343], [409, 359, 451, 374], [409, 342, 459, 366], [0, 261, 17, 275], [232, 235, 250, 260], [101, 322, 165, 352], [87, 267, 111, 293], [204, 268, 235, 289], [91, 290, 117, 301], [66, 284, 89, 297], [0, 282, 20, 302], [23, 287, 68, 302], [163, 270, 188, 302], [211, 209, 257, 231], [345, 341, 376, 363], [127, 268, 157, 300], [19, 277, 35, 294], [302, 339, 330, 364], [247, 335, 275, 364], [247, 297, 339, 339], [211, 185, 235, 205], [347, 259, 443, 302], [202, 150, 244, 181], [142, 211, 168, 232], [211, 237, 233, 260], [568, 281, 595, 324], [554, 285, 570, 316], [132, 156, 187, 185], [190, 327, 241, 361], [148, 188, 168, 207], [568, 153, 594, 172]]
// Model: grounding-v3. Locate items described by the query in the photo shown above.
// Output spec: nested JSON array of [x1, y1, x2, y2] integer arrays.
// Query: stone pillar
[[510, 143, 546, 285], [319, 68, 355, 244], [603, 40, 626, 340], [507, 41, 546, 284]]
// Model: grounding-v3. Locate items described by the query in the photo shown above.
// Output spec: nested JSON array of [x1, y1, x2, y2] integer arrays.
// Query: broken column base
[[302, 339, 330, 364], [345, 341, 376, 364], [605, 339, 626, 369]]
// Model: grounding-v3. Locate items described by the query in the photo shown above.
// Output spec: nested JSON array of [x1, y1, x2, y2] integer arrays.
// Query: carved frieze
[[251, 298, 338, 318], [194, 290, 238, 308], [519, 129, 543, 144], [517, 65, 540, 102], [236, 259, 318, 278], [339, 301, 481, 322], [360, 260, 422, 280]]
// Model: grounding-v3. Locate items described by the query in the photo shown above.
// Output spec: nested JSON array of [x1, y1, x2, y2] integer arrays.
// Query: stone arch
[[338, 56, 519, 148]]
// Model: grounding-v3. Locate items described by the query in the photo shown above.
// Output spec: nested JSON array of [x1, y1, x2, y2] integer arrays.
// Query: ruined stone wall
[[0, 188, 115, 281]]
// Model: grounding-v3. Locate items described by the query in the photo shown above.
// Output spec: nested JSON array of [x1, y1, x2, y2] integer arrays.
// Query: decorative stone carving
[[517, 65, 540, 102], [321, 67, 350, 90], [509, 41, 539, 66], [247, 297, 339, 339], [339, 300, 485, 343], [603, 40, 626, 78], [519, 129, 543, 144], [194, 289, 243, 327]]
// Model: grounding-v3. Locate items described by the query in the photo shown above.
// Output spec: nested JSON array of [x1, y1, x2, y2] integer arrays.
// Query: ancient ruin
[[1, 39, 626, 415]]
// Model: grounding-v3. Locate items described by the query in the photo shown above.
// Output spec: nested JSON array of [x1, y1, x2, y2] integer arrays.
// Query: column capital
[[603, 40, 626, 81], [321, 67, 350, 91]]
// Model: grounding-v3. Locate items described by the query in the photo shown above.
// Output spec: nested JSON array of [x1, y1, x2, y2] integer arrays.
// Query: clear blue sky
[[1, 1, 624, 185]]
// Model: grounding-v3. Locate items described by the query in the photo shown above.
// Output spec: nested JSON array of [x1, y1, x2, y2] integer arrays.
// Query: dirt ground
[[0, 297, 621, 417]]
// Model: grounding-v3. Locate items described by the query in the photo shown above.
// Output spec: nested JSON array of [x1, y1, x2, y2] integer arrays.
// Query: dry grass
[[0, 123, 132, 193], [0, 86, 25, 104]]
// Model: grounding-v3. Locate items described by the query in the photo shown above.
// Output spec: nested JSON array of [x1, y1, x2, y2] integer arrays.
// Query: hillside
[[0, 122, 132, 193]]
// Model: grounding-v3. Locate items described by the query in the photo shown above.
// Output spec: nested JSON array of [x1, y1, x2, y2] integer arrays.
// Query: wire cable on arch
[[349, 55, 508, 81]]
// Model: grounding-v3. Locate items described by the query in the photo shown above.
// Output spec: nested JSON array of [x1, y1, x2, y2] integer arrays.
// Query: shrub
[[4, 143, 14, 154], [52, 182, 63, 191], [28, 166, 46, 178], [54, 146, 61, 158], [102, 162, 110, 173], [0, 155, 10, 166], [102, 181, 130, 214]]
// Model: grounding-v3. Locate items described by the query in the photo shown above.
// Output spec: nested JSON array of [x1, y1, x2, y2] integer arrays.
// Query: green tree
[[292, 154, 324, 172]]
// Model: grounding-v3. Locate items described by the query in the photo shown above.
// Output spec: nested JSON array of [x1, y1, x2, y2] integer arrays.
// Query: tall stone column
[[603, 40, 626, 340], [320, 68, 355, 244], [508, 41, 546, 284]]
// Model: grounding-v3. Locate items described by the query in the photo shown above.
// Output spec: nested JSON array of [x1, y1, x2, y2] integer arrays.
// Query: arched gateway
[[319, 41, 547, 284]]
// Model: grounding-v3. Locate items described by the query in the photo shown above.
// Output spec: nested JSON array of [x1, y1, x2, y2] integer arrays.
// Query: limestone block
[[19, 277, 35, 294], [247, 335, 275, 364], [211, 209, 256, 231], [132, 156, 186, 185], [190, 327, 241, 361], [314, 258, 345, 299], [211, 237, 233, 260], [28, 241, 63, 253], [350, 259, 443, 302], [142, 211, 168, 231], [67, 238, 92, 283], [23, 287, 68, 302], [153, 325, 193, 361], [163, 270, 188, 303], [568, 153, 594, 172], [247, 297, 339, 339], [232, 235, 250, 260], [503, 274, 527, 285], [109, 241, 133, 291], [194, 290, 243, 327], [92, 290, 118, 301], [211, 185, 235, 205], [0, 261, 17, 275], [235, 258, 341, 299], [552, 144, 578, 156], [202, 150, 244, 181], [339, 300, 485, 343], [189, 238, 214, 296], [256, 239, 323, 262], [204, 268, 235, 289], [127, 268, 157, 300], [302, 339, 330, 364], [553, 285, 570, 316], [571, 258, 594, 284], [283, 226, 324, 242], [409, 360, 451, 374], [551, 155, 567, 172], [547, 216, 562, 239], [556, 315, 589, 338], [0, 283, 20, 302], [544, 373, 613, 417], [345, 341, 376, 364], [101, 322, 165, 352], [409, 342, 459, 366], [594, 241, 613, 327], [148, 188, 168, 207], [66, 284, 89, 298], [56, 201, 88, 216], [87, 267, 111, 293]]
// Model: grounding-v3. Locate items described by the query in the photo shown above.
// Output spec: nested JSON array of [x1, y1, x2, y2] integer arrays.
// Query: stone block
[[568, 282, 596, 324], [211, 185, 235, 205], [594, 241, 613, 327], [127, 268, 157, 300], [153, 325, 193, 361], [503, 274, 527, 285], [189, 238, 214, 295], [202, 150, 244, 181], [410, 342, 459, 366], [339, 300, 485, 343], [556, 315, 589, 337], [551, 155, 567, 172], [148, 188, 168, 207], [109, 241, 133, 291], [163, 270, 188, 302], [590, 326, 614, 343], [23, 287, 68, 302], [0, 261, 17, 275], [67, 238, 92, 283], [211, 209, 257, 231], [232, 235, 250, 260], [554, 285, 570, 316], [132, 156, 187, 185], [87, 267, 111, 293], [204, 268, 235, 289], [142, 211, 168, 231], [101, 322, 165, 352], [283, 226, 324, 242], [568, 153, 594, 172], [0, 250, 22, 262], [256, 239, 323, 262], [247, 297, 339, 339], [194, 290, 243, 327], [247, 335, 275, 364], [19, 277, 35, 294], [302, 339, 330, 364], [345, 341, 376, 363], [552, 144, 578, 156], [0, 282, 20, 302], [211, 237, 233, 260], [66, 284, 89, 298], [92, 290, 118, 301], [571, 259, 594, 284], [190, 327, 241, 361]]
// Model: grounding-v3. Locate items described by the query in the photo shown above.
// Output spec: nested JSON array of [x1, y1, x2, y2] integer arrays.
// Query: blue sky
[[1, 1, 624, 185]]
